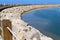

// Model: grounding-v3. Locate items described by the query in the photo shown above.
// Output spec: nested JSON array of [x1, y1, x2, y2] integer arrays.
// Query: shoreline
[[21, 7, 60, 40], [0, 4, 60, 40]]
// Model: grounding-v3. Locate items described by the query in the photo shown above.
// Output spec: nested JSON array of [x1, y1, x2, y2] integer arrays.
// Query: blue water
[[22, 7, 60, 40]]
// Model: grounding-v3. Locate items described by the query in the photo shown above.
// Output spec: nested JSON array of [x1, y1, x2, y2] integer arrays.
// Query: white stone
[[1, 4, 58, 40]]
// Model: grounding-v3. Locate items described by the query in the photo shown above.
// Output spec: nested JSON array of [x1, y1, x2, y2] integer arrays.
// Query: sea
[[22, 7, 60, 40]]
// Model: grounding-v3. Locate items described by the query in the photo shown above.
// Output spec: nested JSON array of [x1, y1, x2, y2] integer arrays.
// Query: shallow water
[[22, 7, 60, 40]]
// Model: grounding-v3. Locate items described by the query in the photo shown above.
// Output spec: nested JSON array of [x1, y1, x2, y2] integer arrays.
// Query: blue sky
[[0, 0, 60, 4]]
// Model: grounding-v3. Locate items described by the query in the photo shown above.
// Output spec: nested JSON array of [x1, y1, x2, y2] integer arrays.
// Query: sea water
[[22, 7, 60, 40]]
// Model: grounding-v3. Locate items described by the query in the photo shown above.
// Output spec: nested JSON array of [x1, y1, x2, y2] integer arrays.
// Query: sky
[[0, 0, 60, 4]]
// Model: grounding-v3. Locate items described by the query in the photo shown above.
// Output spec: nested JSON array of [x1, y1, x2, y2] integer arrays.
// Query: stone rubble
[[0, 5, 59, 40]]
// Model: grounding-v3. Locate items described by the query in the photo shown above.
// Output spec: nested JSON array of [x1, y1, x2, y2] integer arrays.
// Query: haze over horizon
[[0, 0, 60, 4]]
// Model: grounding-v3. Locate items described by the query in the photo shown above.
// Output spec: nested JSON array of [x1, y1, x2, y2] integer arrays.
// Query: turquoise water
[[22, 7, 60, 40]]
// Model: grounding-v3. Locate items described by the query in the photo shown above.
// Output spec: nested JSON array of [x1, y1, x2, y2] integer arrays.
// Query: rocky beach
[[0, 4, 60, 40]]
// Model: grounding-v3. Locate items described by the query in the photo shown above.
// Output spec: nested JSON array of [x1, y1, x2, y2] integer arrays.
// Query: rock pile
[[0, 5, 58, 40]]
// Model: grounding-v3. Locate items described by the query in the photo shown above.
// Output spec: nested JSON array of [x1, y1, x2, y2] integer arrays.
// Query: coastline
[[0, 4, 60, 40]]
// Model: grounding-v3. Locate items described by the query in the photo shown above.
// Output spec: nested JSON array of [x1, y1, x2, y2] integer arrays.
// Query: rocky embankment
[[0, 4, 60, 40]]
